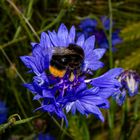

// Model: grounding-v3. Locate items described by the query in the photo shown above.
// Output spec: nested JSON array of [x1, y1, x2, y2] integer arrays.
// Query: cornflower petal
[[82, 35, 95, 51], [64, 84, 110, 122], [91, 68, 123, 88], [68, 25, 75, 44], [40, 32, 52, 49], [48, 31, 59, 47], [84, 60, 104, 71], [92, 49, 106, 60], [76, 34, 85, 46], [57, 24, 68, 46], [20, 56, 42, 75], [113, 89, 126, 106]]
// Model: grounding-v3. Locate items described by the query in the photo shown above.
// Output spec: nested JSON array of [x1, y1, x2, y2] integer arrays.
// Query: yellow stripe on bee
[[49, 66, 66, 78]]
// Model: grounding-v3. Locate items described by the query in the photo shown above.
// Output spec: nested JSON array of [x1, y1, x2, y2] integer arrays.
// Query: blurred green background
[[0, 0, 140, 139]]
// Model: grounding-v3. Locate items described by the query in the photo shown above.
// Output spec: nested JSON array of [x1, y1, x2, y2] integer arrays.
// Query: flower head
[[113, 70, 140, 105], [78, 16, 122, 50], [21, 24, 123, 124], [0, 101, 8, 124]]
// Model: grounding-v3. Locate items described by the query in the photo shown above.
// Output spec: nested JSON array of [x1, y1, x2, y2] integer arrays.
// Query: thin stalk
[[120, 99, 128, 140], [10, 82, 33, 130], [0, 46, 26, 84], [13, 0, 34, 39], [107, 100, 115, 140], [0, 115, 40, 133], [1, 9, 66, 49], [13, 26, 22, 39], [13, 0, 35, 106], [108, 0, 113, 68], [61, 118, 64, 128], [40, 9, 66, 32], [1, 37, 27, 49], [0, 45, 34, 118], [50, 115, 72, 139], [108, 0, 114, 139], [26, 0, 34, 19], [7, 0, 37, 41], [0, 46, 34, 129], [0, 45, 33, 110], [0, 47, 32, 128], [127, 95, 140, 137]]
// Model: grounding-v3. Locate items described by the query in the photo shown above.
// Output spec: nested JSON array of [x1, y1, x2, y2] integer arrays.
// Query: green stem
[[108, 100, 115, 140], [1, 37, 27, 49], [108, 0, 114, 139], [39, 9, 66, 32], [0, 45, 32, 129], [0, 46, 26, 84], [0, 115, 39, 133], [127, 95, 140, 137], [11, 83, 33, 130], [7, 0, 37, 41], [108, 0, 113, 68], [120, 99, 128, 140], [26, 0, 34, 19], [0, 45, 33, 113], [50, 115, 72, 138], [13, 0, 34, 39], [0, 9, 66, 49], [13, 26, 22, 39]]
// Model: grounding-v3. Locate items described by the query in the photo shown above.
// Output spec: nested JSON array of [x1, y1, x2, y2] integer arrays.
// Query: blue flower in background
[[0, 101, 8, 124], [101, 16, 111, 30], [34, 132, 55, 140], [113, 70, 140, 105], [78, 16, 122, 50], [78, 18, 97, 38], [79, 18, 97, 30], [21, 24, 123, 124]]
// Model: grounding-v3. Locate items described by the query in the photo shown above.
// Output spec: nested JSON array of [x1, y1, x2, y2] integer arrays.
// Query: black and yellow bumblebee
[[49, 44, 84, 81]]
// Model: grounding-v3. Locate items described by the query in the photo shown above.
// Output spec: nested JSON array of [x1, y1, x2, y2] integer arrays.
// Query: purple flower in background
[[78, 18, 97, 38], [113, 70, 140, 105], [78, 16, 122, 50], [79, 18, 97, 30], [0, 101, 8, 124], [101, 16, 111, 30], [34, 132, 55, 140], [21, 23, 123, 124]]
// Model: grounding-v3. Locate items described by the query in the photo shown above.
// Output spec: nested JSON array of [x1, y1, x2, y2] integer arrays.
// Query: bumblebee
[[49, 44, 84, 80]]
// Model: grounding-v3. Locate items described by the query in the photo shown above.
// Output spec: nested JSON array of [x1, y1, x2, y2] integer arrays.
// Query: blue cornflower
[[113, 70, 140, 105], [78, 18, 97, 38], [78, 16, 122, 50], [21, 24, 123, 124], [0, 101, 8, 124]]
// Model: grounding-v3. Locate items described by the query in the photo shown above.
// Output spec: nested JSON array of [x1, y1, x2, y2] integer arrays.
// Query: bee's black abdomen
[[50, 44, 84, 73], [68, 44, 84, 59], [50, 55, 67, 70]]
